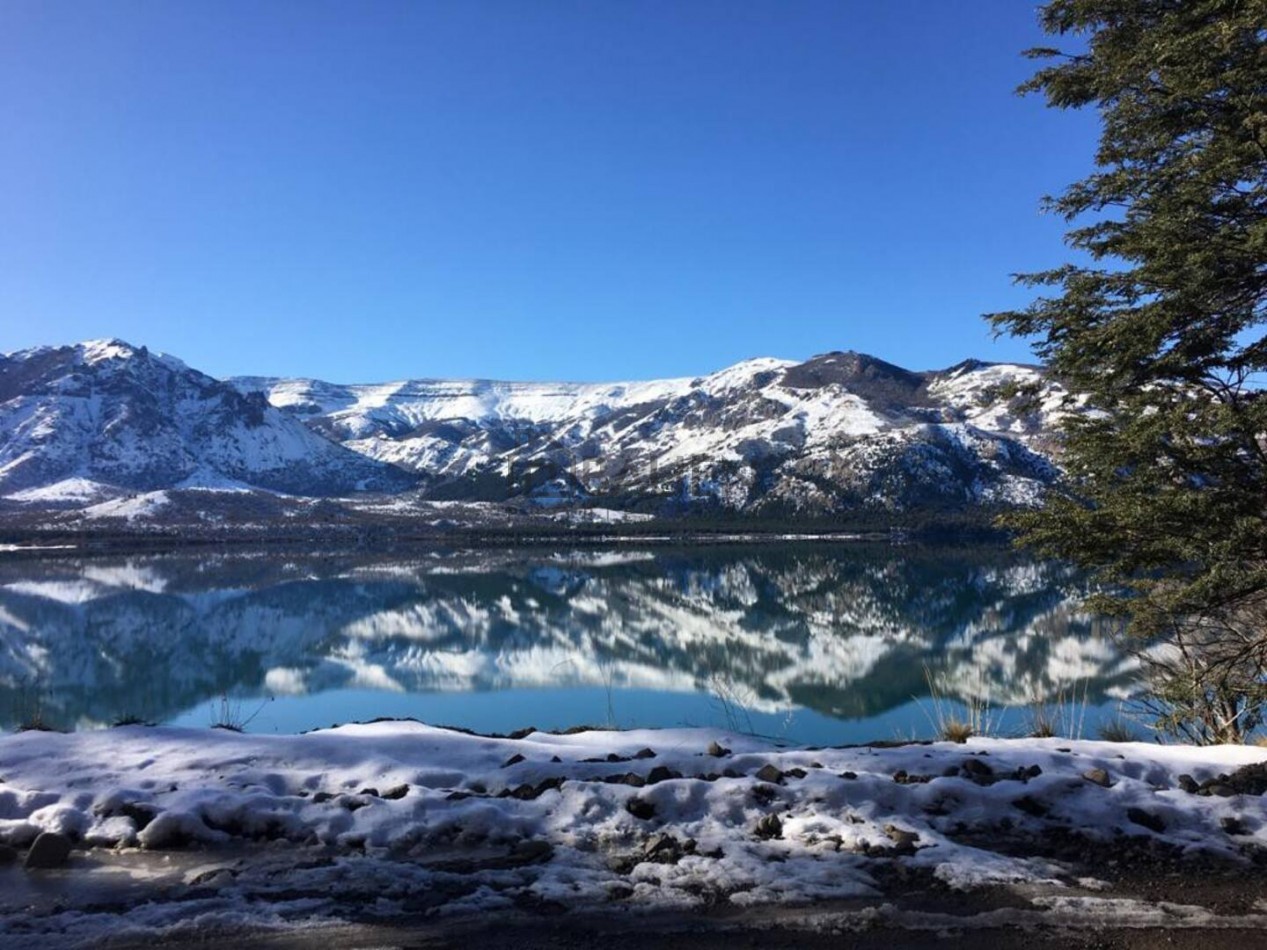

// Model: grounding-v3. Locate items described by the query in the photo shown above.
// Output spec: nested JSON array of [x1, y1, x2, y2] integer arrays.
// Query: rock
[[892, 770, 932, 785], [840, 770, 858, 780], [642, 832, 694, 863], [751, 784, 780, 806], [1126, 807, 1166, 833], [95, 800, 156, 830], [532, 777, 563, 796], [119, 802, 157, 829], [1012, 795, 1049, 818], [312, 791, 335, 804], [754, 814, 783, 840], [502, 753, 526, 768], [381, 784, 410, 800], [633, 748, 657, 760], [625, 797, 656, 821], [0, 844, 17, 865], [1177, 774, 1200, 794], [707, 741, 731, 758], [1205, 783, 1236, 797], [643, 832, 676, 858], [646, 766, 682, 784], [358, 787, 380, 798], [1082, 768, 1112, 788], [1221, 761, 1267, 796], [614, 772, 646, 787], [1022, 764, 1043, 780], [1220, 816, 1246, 835], [961, 759, 994, 784], [550, 755, 562, 763], [754, 764, 785, 785], [25, 832, 71, 870], [784, 767, 808, 780], [883, 824, 919, 853]]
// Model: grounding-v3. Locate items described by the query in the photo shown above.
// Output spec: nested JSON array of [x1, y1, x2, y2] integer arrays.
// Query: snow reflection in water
[[0, 544, 1138, 743]]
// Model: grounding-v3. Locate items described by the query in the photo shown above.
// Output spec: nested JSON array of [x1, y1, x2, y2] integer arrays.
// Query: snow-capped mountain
[[236, 350, 1073, 517], [0, 339, 1075, 524], [0, 340, 414, 506]]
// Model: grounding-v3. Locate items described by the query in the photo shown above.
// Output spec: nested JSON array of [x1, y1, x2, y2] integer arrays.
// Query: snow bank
[[0, 723, 1263, 942]]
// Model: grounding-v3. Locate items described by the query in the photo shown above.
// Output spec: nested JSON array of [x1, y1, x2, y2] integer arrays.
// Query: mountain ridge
[[0, 339, 1074, 530]]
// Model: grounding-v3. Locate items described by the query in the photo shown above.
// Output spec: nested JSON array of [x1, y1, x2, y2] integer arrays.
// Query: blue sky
[[0, 1, 1097, 382]]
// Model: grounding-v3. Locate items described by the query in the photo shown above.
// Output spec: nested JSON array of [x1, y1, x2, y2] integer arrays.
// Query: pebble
[[1220, 816, 1246, 835], [645, 766, 682, 784], [1082, 768, 1112, 788], [754, 764, 784, 785], [754, 814, 783, 840], [626, 797, 656, 821], [883, 824, 920, 852], [25, 832, 71, 870]]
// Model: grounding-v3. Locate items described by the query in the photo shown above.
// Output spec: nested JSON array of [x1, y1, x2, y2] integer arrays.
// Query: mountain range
[[0, 339, 1075, 531]]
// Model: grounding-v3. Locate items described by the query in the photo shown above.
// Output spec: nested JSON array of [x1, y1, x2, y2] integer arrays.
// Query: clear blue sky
[[0, 1, 1097, 382]]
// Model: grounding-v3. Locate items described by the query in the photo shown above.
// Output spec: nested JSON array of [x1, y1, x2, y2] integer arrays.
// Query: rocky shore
[[0, 722, 1265, 947]]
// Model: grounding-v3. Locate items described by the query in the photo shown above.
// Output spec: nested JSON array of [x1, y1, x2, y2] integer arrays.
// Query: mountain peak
[[781, 350, 929, 406], [79, 338, 140, 362], [73, 339, 190, 374]]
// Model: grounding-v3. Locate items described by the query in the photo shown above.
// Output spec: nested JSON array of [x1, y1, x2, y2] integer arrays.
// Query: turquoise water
[[0, 544, 1136, 743]]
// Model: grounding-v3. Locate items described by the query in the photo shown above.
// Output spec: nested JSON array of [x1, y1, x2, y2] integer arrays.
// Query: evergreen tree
[[990, 0, 1267, 742]]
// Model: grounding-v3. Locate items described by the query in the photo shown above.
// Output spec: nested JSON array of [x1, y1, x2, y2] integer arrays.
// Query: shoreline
[[1, 722, 1264, 946], [0, 527, 1015, 562]]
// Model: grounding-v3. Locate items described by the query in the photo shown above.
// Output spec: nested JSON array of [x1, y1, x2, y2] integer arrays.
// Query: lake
[[0, 543, 1138, 744]]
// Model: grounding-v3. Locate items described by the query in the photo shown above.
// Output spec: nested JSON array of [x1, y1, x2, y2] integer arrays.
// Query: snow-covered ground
[[0, 722, 1264, 946]]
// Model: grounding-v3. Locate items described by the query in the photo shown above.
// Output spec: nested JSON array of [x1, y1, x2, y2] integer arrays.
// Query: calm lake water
[[0, 544, 1138, 744]]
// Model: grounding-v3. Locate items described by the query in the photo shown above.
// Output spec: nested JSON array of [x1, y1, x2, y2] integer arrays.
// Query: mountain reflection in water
[[0, 545, 1138, 743]]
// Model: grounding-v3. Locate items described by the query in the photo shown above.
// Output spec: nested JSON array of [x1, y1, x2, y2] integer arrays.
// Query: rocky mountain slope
[[0, 339, 1075, 525], [236, 350, 1073, 517], [0, 340, 413, 508]]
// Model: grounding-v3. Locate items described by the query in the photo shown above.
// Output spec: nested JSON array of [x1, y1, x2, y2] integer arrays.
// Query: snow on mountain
[[0, 339, 1075, 521], [0, 340, 414, 502], [237, 349, 1074, 517]]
